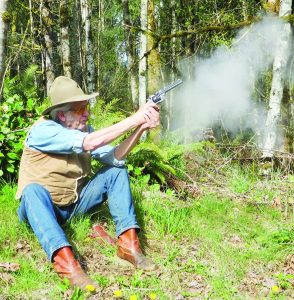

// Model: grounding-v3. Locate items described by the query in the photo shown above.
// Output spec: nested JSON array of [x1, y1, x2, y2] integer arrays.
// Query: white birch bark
[[122, 0, 139, 109], [167, 0, 177, 131], [81, 0, 95, 93], [60, 0, 71, 77], [75, 0, 85, 86], [262, 0, 292, 157], [0, 0, 9, 92], [29, 0, 35, 62], [138, 0, 147, 108], [96, 0, 104, 94], [41, 0, 55, 93]]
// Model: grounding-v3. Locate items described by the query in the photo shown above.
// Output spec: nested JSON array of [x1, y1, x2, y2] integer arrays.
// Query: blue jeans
[[17, 166, 140, 261]]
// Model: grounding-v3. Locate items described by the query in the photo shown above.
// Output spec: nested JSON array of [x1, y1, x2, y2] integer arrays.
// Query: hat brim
[[42, 92, 99, 115]]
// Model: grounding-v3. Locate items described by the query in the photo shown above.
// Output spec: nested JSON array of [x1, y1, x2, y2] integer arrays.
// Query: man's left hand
[[142, 105, 160, 129]]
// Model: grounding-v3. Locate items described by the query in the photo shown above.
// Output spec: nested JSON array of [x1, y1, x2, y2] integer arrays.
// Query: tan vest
[[16, 118, 91, 206]]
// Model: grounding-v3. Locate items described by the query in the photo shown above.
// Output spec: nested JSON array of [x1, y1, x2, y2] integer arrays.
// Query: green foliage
[[1, 157, 294, 299], [2, 11, 12, 23], [127, 142, 176, 185], [0, 66, 42, 180], [261, 228, 294, 249], [228, 165, 257, 194], [90, 98, 127, 130], [274, 273, 294, 290]]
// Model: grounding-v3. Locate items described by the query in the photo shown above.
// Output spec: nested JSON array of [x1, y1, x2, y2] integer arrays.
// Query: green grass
[[0, 168, 293, 299]]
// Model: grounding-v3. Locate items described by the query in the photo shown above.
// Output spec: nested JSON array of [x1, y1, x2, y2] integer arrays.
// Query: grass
[[0, 163, 293, 299]]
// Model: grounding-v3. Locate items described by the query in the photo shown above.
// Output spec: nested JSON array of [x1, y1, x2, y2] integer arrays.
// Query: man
[[16, 76, 160, 291]]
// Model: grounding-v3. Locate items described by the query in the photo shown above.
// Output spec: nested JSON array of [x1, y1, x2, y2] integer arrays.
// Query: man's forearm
[[83, 102, 159, 152], [83, 116, 141, 151], [114, 126, 145, 160]]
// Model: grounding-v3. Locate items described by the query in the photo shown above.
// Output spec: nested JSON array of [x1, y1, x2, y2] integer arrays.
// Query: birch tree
[[167, 0, 177, 131], [41, 0, 55, 93], [96, 0, 104, 94], [28, 0, 36, 71], [60, 0, 71, 77], [81, 0, 95, 93], [138, 0, 148, 108], [71, 0, 83, 85], [0, 0, 9, 95], [147, 0, 161, 94], [262, 0, 292, 157], [122, 0, 139, 109]]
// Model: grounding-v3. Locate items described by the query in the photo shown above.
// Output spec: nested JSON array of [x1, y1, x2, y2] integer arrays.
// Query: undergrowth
[[0, 144, 293, 299]]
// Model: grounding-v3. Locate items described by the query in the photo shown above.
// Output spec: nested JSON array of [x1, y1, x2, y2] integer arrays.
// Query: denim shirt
[[26, 119, 125, 167]]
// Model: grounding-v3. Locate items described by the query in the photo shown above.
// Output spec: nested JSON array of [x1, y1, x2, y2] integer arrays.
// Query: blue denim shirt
[[26, 119, 125, 167]]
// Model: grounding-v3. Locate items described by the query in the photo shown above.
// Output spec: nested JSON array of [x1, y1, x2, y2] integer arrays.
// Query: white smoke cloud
[[172, 17, 286, 143]]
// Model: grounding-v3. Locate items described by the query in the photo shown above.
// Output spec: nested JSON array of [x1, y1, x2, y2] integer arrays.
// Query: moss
[[1, 11, 12, 24], [262, 0, 280, 14]]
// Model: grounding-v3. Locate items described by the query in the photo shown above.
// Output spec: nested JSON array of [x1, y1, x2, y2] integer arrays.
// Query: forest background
[[0, 0, 294, 299]]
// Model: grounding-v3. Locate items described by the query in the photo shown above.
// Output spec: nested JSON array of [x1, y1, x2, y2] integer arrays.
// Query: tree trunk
[[262, 0, 292, 157], [122, 0, 139, 109], [60, 0, 71, 77], [70, 0, 83, 85], [138, 0, 148, 108], [41, 0, 55, 93], [96, 0, 104, 95], [147, 0, 161, 95], [166, 0, 177, 131], [0, 0, 9, 97], [81, 0, 95, 93], [29, 0, 36, 65]]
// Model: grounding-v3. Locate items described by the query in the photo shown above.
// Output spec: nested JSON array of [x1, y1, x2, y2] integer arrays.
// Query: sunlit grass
[[0, 172, 293, 299]]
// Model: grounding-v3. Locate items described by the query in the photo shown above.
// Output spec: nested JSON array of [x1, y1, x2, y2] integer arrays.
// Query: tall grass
[[0, 173, 293, 299]]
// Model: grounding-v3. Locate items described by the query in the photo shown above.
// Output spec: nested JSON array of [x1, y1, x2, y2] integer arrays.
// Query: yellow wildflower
[[85, 284, 96, 293], [271, 285, 280, 294], [114, 290, 123, 298]]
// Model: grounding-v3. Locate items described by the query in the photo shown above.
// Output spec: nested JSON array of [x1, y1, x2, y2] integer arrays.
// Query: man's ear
[[57, 111, 66, 122]]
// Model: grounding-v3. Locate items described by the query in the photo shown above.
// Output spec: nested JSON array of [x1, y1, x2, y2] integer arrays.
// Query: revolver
[[148, 79, 183, 104]]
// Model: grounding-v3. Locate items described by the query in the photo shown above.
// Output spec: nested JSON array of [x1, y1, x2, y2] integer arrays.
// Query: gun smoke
[[172, 17, 288, 145]]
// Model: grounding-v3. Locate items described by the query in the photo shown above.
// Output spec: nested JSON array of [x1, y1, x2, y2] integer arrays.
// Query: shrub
[[0, 66, 42, 180]]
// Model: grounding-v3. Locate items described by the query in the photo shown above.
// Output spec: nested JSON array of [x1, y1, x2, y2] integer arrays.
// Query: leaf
[[127, 164, 134, 171], [7, 152, 18, 160], [134, 167, 142, 176], [152, 169, 166, 184], [7, 165, 15, 173]]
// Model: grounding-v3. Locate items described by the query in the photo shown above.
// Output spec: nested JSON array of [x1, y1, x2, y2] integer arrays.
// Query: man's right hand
[[132, 102, 159, 126]]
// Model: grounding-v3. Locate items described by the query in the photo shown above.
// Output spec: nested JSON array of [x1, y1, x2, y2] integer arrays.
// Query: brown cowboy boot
[[53, 246, 97, 292], [89, 225, 116, 246], [117, 229, 157, 271]]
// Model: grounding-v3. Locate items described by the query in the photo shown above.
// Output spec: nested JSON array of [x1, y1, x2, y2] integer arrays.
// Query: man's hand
[[141, 103, 160, 130], [132, 103, 159, 127], [83, 103, 159, 152]]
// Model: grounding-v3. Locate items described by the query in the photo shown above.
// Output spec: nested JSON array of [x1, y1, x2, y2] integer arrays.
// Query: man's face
[[59, 101, 90, 130]]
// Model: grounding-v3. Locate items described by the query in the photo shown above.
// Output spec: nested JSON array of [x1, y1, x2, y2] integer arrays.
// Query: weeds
[[1, 152, 293, 299]]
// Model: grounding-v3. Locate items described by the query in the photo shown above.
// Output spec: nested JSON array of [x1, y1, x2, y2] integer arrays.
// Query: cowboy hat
[[42, 76, 98, 115]]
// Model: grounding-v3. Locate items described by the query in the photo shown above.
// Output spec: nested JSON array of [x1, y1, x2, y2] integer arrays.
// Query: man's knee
[[22, 183, 51, 206]]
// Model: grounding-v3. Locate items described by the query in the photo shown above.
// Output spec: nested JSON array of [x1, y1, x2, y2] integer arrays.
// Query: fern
[[90, 98, 126, 131], [127, 142, 176, 185]]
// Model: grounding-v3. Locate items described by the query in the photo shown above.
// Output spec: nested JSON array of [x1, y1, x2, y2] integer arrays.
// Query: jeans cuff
[[116, 225, 140, 238], [49, 242, 72, 262]]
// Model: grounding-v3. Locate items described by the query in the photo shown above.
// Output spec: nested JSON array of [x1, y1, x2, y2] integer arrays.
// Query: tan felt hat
[[42, 76, 98, 115]]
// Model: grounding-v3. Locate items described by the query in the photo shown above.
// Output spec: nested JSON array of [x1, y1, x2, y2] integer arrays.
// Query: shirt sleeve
[[26, 120, 88, 154], [91, 144, 125, 167]]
